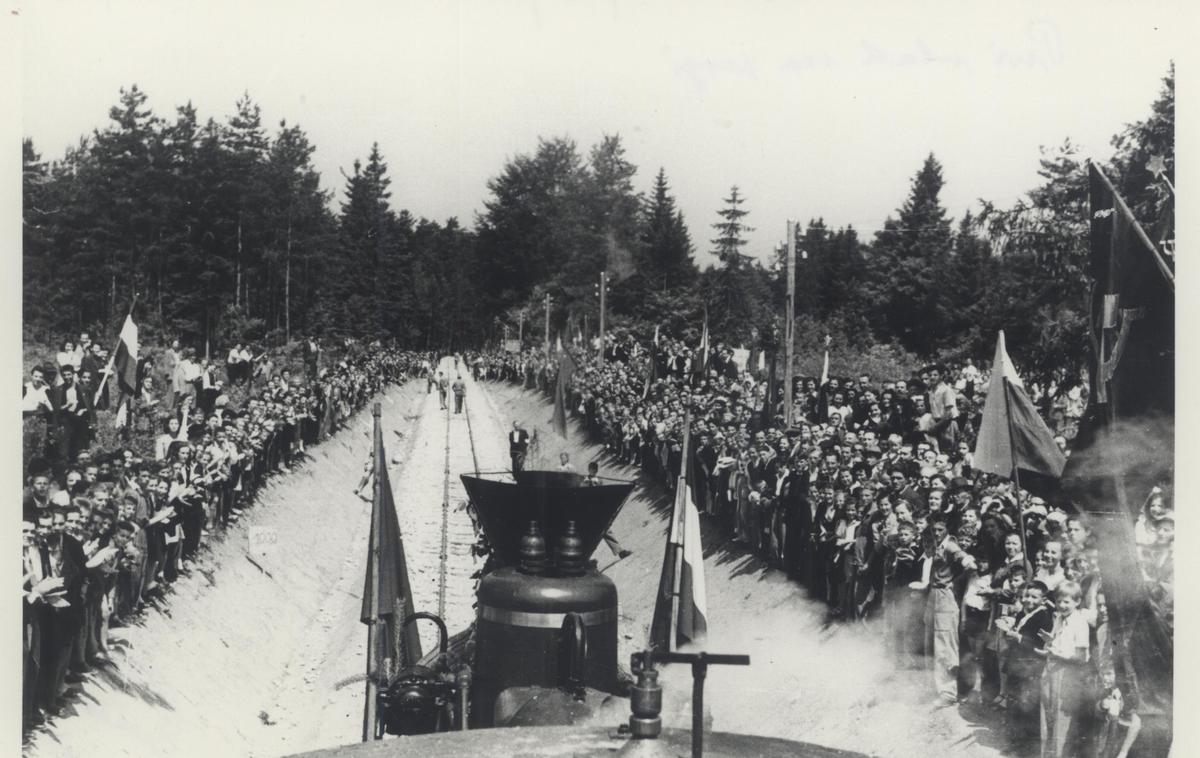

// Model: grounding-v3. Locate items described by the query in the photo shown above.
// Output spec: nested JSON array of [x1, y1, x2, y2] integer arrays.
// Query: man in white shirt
[[926, 364, 960, 452], [226, 343, 247, 385], [22, 366, 53, 416]]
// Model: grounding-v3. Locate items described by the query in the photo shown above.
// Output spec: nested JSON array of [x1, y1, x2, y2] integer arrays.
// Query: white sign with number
[[249, 526, 278, 562]]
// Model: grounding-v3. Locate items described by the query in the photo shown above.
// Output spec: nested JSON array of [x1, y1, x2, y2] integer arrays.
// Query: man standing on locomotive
[[508, 421, 529, 475]]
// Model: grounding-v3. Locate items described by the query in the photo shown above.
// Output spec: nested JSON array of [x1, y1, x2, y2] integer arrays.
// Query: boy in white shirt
[[1039, 581, 1090, 758]]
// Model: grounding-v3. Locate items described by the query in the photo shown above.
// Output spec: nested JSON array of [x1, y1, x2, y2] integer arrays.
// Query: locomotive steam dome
[[461, 471, 635, 728]]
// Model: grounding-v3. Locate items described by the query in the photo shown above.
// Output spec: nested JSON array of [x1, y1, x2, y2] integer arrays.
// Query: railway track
[[435, 358, 482, 624]]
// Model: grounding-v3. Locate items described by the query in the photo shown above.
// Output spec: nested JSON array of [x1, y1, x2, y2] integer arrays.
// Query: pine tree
[[864, 153, 954, 355], [262, 120, 332, 341], [85, 85, 164, 329], [22, 139, 56, 336], [324, 143, 402, 338], [710, 185, 754, 265], [639, 168, 696, 290], [222, 93, 271, 323], [703, 186, 771, 344]]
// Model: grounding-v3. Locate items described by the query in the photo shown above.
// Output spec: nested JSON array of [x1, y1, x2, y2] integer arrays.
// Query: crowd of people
[[20, 333, 425, 731], [472, 333, 1171, 758]]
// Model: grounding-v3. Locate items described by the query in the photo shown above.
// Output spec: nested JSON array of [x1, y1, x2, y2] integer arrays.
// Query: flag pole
[[95, 291, 140, 407], [1000, 377, 1029, 560], [544, 293, 551, 362], [784, 221, 796, 427], [362, 403, 383, 742], [598, 270, 607, 366], [668, 410, 692, 649]]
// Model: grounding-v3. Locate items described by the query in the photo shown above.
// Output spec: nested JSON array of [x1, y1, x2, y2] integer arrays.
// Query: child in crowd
[[1002, 581, 1053, 730], [883, 519, 923, 668], [988, 563, 1027, 708], [1039, 581, 1091, 758]]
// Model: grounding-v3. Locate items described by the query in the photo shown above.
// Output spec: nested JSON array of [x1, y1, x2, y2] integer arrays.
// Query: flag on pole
[[94, 314, 138, 408], [973, 331, 1067, 481], [695, 312, 709, 379], [649, 415, 707, 651], [653, 324, 660, 347], [761, 351, 777, 427], [674, 472, 708, 646], [815, 338, 831, 422], [642, 349, 658, 400], [552, 348, 578, 437], [361, 408, 422, 685], [114, 314, 139, 395]]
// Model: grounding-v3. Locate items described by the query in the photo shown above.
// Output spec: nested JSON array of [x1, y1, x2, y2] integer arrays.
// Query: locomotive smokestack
[[461, 471, 634, 568]]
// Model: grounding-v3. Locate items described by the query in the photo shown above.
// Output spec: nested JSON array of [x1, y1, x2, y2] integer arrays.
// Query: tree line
[[23, 65, 1173, 376]]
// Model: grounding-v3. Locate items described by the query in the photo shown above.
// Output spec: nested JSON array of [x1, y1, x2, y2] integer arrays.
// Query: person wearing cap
[[451, 373, 466, 414]]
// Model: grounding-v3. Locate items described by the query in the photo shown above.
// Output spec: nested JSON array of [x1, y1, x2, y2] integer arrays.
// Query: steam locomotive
[[295, 469, 863, 758]]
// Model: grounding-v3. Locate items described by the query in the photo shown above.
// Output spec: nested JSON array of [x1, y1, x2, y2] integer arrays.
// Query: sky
[[19, 0, 1182, 264]]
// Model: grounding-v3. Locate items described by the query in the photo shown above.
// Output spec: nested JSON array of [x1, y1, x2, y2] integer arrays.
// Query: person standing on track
[[509, 422, 529, 474], [452, 374, 466, 414], [436, 370, 448, 410]]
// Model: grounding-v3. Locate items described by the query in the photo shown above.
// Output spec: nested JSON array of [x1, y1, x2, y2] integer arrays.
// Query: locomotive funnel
[[460, 471, 635, 567]]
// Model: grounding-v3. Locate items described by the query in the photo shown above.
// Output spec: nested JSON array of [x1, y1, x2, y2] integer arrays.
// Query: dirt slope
[[26, 383, 426, 758]]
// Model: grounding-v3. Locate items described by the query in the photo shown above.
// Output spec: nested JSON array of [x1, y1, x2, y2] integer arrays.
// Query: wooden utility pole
[[784, 221, 796, 426], [544, 293, 551, 360], [285, 208, 292, 344], [598, 270, 608, 366]]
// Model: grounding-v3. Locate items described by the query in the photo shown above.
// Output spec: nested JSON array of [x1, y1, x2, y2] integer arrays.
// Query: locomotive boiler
[[373, 469, 633, 735], [461, 470, 630, 727]]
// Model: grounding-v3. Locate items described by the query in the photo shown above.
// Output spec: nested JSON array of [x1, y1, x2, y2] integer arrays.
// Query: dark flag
[[815, 341, 830, 423], [113, 314, 139, 395], [552, 347, 578, 438], [760, 350, 777, 429], [642, 347, 658, 400], [1061, 162, 1174, 727], [361, 404, 421, 737]]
